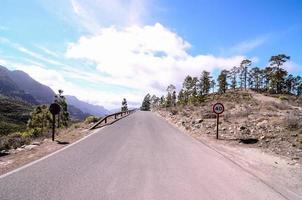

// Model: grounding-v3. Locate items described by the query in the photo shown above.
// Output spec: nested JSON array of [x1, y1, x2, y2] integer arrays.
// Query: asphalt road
[[0, 111, 289, 200]]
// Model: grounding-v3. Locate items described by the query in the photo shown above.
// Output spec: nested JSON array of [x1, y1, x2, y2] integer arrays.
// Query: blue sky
[[0, 0, 301, 108]]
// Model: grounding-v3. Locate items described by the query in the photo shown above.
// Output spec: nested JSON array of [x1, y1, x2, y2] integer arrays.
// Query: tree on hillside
[[159, 95, 165, 107], [229, 66, 238, 91], [240, 59, 252, 90], [249, 67, 262, 92], [263, 67, 273, 91], [210, 79, 216, 93], [293, 76, 302, 96], [285, 75, 295, 94], [166, 84, 176, 107], [269, 54, 290, 93], [182, 75, 197, 105], [121, 98, 128, 111], [150, 95, 160, 109], [200, 71, 211, 94], [141, 94, 151, 111], [54, 90, 69, 127], [218, 70, 228, 93], [27, 105, 52, 137], [269, 54, 290, 68], [177, 89, 185, 105]]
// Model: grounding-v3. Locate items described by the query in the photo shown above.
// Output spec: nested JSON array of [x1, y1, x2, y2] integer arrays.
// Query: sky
[[0, 0, 301, 109]]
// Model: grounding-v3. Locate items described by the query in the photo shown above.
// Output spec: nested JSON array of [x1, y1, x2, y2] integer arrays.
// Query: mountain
[[66, 95, 109, 117], [0, 66, 37, 104], [0, 65, 109, 120], [8, 70, 55, 104], [68, 105, 90, 121]]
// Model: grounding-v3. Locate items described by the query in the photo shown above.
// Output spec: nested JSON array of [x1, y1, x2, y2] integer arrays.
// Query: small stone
[[240, 126, 246, 131], [194, 124, 201, 129], [259, 135, 265, 140], [24, 145, 37, 150], [195, 118, 203, 123], [32, 141, 41, 146]]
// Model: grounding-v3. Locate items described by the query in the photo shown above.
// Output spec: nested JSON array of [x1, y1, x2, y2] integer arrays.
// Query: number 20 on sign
[[213, 103, 224, 139]]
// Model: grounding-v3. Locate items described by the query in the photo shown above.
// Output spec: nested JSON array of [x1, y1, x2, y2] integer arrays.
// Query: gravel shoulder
[[156, 112, 302, 199]]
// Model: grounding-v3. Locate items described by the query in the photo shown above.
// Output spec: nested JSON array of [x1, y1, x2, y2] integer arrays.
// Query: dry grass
[[262, 101, 291, 111]]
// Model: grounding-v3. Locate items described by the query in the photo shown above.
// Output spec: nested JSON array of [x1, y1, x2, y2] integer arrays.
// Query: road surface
[[0, 111, 289, 200]]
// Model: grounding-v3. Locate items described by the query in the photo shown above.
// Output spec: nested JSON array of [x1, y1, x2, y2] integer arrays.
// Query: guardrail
[[89, 109, 136, 130]]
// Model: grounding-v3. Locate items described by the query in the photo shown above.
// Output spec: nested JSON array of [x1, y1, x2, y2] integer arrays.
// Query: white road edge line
[[0, 127, 105, 179]]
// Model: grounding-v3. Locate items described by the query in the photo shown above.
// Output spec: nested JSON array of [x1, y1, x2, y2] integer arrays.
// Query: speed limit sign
[[213, 103, 224, 115], [213, 103, 224, 139]]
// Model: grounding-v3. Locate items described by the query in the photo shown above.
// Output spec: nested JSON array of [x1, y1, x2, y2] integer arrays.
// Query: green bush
[[85, 116, 99, 124], [279, 96, 289, 101]]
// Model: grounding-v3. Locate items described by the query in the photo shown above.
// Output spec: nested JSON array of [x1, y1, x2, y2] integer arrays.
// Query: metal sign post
[[213, 103, 224, 139], [49, 103, 61, 141]]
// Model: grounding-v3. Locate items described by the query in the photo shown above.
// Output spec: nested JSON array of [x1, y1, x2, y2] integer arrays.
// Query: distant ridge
[[66, 95, 109, 117], [0, 65, 109, 120]]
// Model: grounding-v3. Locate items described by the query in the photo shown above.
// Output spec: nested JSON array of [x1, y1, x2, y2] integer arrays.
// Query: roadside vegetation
[[0, 90, 92, 152], [145, 54, 302, 160]]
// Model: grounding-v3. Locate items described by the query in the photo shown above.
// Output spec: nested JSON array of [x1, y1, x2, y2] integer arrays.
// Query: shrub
[[85, 116, 99, 124], [279, 96, 289, 101], [284, 116, 301, 131], [0, 132, 31, 151]]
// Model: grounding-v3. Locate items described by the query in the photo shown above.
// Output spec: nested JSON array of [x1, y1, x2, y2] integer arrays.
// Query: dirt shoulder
[[156, 111, 302, 199], [0, 114, 129, 176]]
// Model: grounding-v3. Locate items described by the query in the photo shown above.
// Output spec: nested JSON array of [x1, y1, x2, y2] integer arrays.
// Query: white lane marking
[[0, 128, 105, 179]]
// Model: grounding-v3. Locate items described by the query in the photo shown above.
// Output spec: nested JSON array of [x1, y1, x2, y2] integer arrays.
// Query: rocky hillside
[[157, 90, 302, 160]]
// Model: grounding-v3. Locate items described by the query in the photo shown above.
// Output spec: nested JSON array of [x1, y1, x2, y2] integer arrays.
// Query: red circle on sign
[[213, 103, 224, 114]]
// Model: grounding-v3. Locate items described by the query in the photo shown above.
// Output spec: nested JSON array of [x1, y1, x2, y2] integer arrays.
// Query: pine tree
[[141, 94, 151, 111], [218, 70, 228, 93], [200, 71, 211, 94], [285, 75, 295, 94], [229, 66, 238, 91], [269, 54, 290, 94], [250, 67, 261, 92], [159, 95, 165, 107], [150, 95, 160, 108], [293, 76, 302, 96], [177, 89, 185, 105], [210, 79, 216, 93], [166, 84, 176, 107], [240, 59, 252, 90], [189, 77, 199, 105]]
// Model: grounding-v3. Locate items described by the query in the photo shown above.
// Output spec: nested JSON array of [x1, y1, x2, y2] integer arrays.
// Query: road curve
[[0, 111, 288, 200]]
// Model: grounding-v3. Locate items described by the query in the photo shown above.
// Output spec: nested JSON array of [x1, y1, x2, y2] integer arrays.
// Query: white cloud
[[66, 23, 245, 93], [224, 36, 269, 55], [35, 45, 60, 58], [69, 0, 150, 33]]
